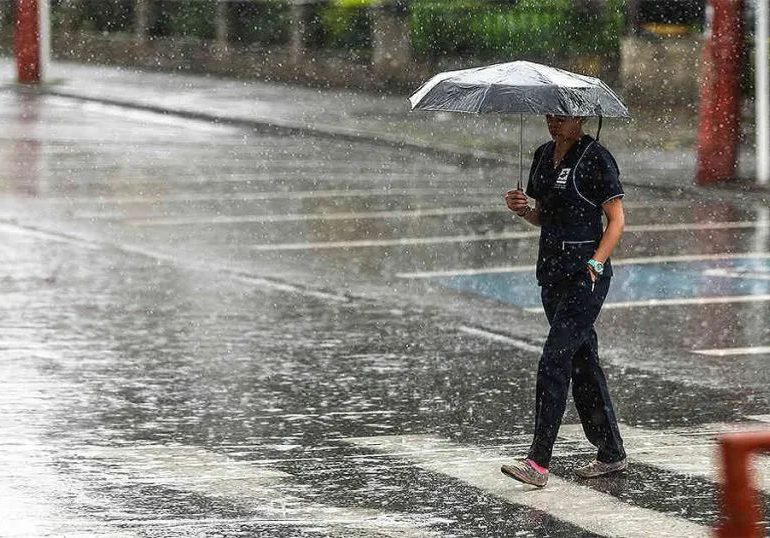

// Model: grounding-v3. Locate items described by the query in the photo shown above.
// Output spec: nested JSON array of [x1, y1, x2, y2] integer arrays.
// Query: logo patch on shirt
[[555, 168, 571, 189]]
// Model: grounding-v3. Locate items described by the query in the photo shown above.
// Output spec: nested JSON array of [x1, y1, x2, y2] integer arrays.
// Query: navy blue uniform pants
[[527, 272, 626, 468]]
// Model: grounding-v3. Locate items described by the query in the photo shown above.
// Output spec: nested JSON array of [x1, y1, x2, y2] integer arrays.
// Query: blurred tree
[[228, 1, 291, 47], [320, 1, 372, 52], [410, 0, 625, 59], [573, 0, 608, 16], [150, 0, 216, 40], [52, 0, 135, 33]]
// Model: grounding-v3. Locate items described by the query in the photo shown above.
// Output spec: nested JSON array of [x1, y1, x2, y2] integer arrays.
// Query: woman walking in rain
[[501, 114, 627, 487]]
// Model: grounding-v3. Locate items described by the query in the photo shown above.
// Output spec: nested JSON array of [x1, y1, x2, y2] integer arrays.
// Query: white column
[[215, 0, 228, 51], [757, 0, 769, 185], [136, 0, 150, 42], [38, 0, 51, 82]]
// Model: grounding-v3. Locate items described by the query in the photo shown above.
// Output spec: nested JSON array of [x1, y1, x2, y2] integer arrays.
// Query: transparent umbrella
[[409, 60, 631, 189]]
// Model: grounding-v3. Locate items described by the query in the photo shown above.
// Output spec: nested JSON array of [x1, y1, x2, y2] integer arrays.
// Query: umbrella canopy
[[409, 60, 630, 118]]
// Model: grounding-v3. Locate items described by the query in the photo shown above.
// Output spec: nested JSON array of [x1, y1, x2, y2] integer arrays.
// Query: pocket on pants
[[561, 240, 596, 277], [577, 269, 596, 293]]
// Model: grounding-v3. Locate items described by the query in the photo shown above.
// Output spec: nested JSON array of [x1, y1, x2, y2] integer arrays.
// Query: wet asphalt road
[[1, 90, 770, 536]]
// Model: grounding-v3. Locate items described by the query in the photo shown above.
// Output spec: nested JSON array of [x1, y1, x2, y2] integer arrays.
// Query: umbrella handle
[[518, 114, 524, 191]]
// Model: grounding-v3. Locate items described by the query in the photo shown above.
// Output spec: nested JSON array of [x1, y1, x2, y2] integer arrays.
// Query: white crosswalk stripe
[[345, 434, 710, 538], [68, 421, 770, 536], [86, 444, 445, 537], [457, 326, 542, 353], [691, 346, 770, 356], [559, 421, 770, 491]]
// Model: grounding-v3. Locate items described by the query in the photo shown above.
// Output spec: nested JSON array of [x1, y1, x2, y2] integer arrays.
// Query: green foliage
[[1, 2, 13, 27], [335, 0, 373, 7], [318, 4, 372, 50], [410, 0, 626, 59], [151, 0, 217, 40], [42, 0, 627, 60], [228, 2, 290, 46], [51, 0, 135, 33]]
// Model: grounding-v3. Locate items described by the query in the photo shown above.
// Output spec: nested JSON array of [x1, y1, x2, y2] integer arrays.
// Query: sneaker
[[501, 459, 549, 487], [575, 458, 628, 478]]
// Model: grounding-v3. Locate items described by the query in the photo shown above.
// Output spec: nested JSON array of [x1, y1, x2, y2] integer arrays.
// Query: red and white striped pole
[[696, 0, 745, 185], [14, 0, 50, 84]]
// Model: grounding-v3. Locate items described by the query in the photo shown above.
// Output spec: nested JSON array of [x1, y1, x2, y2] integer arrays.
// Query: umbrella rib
[[476, 83, 494, 114]]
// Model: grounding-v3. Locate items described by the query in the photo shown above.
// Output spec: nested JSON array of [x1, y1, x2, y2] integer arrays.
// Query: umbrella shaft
[[518, 114, 523, 190]]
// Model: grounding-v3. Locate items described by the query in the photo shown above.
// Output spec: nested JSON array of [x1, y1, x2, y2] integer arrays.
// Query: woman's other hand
[[505, 189, 529, 215]]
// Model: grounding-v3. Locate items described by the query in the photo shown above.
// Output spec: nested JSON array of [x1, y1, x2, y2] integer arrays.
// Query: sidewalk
[[1, 58, 763, 195]]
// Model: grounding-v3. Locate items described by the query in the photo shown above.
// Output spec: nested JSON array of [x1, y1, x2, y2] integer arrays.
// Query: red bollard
[[696, 0, 744, 185], [716, 431, 770, 537], [14, 0, 42, 84]]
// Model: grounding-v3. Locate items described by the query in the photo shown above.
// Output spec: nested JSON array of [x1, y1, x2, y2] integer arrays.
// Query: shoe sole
[[500, 464, 547, 487], [575, 463, 628, 479]]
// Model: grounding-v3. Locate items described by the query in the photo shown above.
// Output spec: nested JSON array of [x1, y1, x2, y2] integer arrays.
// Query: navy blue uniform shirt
[[525, 134, 624, 286]]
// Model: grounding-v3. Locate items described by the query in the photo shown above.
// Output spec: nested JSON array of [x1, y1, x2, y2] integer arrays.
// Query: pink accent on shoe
[[526, 459, 548, 474]]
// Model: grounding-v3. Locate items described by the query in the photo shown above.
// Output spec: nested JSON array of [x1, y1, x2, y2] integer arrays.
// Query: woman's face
[[546, 115, 584, 140]]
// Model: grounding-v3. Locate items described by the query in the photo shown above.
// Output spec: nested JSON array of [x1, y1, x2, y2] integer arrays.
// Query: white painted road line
[[251, 230, 541, 252], [691, 346, 770, 357], [44, 192, 693, 208], [399, 264, 533, 279], [345, 435, 709, 538], [88, 444, 446, 538], [397, 252, 770, 279], [0, 473, 139, 538], [108, 244, 353, 302], [524, 294, 770, 313], [46, 187, 499, 205], [703, 268, 770, 280], [627, 220, 770, 233], [0, 366, 139, 537], [250, 221, 770, 252], [559, 423, 770, 492], [0, 222, 102, 250], [123, 201, 699, 227], [458, 326, 542, 354], [231, 273, 351, 303], [0, 220, 352, 304], [589, 294, 770, 311], [127, 206, 504, 226]]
